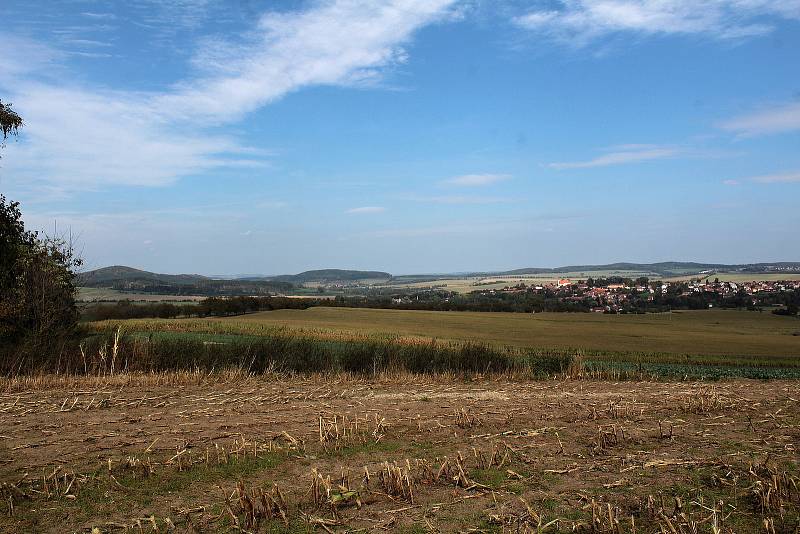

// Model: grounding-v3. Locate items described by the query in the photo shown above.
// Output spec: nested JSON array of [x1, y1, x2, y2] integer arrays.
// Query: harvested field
[[211, 308, 800, 359], [1, 374, 798, 533]]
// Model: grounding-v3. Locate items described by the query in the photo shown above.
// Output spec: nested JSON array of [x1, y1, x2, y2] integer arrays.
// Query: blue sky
[[1, 0, 799, 275]]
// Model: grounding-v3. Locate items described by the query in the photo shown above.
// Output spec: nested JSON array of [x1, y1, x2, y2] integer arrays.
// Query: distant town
[[472, 277, 800, 314]]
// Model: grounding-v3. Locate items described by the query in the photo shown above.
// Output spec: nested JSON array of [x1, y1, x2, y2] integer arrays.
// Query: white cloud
[[154, 0, 459, 123], [412, 195, 511, 204], [346, 206, 386, 214], [2, 84, 263, 189], [749, 171, 800, 184], [719, 101, 800, 137], [514, 1, 800, 45], [0, 0, 458, 192], [443, 173, 510, 187], [722, 179, 739, 186], [81, 13, 118, 21], [548, 144, 678, 169]]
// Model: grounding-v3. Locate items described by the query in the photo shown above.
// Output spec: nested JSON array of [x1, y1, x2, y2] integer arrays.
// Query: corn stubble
[[0, 375, 798, 533]]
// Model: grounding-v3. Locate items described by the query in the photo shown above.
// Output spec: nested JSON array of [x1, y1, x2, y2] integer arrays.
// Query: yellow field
[[217, 307, 800, 358]]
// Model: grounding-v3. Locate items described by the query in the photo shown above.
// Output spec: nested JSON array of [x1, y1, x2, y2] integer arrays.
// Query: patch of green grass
[[323, 439, 403, 458], [264, 520, 315, 534], [537, 498, 559, 511], [558, 507, 585, 521], [57, 453, 285, 523], [539, 471, 562, 487], [506, 482, 525, 495], [476, 518, 503, 533], [470, 468, 507, 489], [400, 524, 430, 534]]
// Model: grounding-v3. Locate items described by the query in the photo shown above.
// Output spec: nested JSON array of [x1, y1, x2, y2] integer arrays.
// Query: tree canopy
[[0, 100, 23, 143]]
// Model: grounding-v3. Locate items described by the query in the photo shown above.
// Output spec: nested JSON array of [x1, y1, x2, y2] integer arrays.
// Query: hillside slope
[[77, 266, 208, 287]]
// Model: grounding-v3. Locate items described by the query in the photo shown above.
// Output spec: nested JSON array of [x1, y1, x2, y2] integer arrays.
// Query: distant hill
[[77, 262, 800, 292], [496, 262, 800, 277], [76, 266, 294, 296], [78, 266, 392, 286], [77, 266, 208, 287], [258, 269, 392, 283]]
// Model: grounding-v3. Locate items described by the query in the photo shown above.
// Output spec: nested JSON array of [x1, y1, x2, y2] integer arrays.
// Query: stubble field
[[1, 374, 798, 533]]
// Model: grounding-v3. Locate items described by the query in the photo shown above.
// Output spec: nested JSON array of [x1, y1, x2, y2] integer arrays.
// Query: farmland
[[77, 287, 206, 303], [2, 310, 799, 532], [1, 374, 798, 533], [82, 307, 800, 379], [207, 307, 800, 359]]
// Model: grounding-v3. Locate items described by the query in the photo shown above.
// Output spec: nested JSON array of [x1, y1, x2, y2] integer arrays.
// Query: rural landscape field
[[2, 374, 799, 533], [0, 302, 797, 532], [3, 1, 800, 533]]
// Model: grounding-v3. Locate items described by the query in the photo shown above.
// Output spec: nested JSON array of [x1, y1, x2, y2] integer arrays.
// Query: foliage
[[0, 99, 23, 145], [0, 102, 83, 373]]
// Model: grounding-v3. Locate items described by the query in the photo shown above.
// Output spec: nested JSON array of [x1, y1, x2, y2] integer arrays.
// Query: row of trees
[[81, 296, 318, 321]]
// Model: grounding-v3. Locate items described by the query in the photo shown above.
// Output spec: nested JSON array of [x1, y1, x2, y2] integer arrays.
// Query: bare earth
[[1, 375, 798, 533]]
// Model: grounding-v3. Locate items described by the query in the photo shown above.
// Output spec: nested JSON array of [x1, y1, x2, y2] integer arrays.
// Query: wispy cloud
[[1, 84, 265, 189], [443, 173, 510, 187], [62, 39, 113, 48], [412, 195, 511, 204], [346, 206, 386, 214], [513, 1, 799, 45], [155, 0, 459, 123], [0, 0, 458, 192], [719, 101, 800, 137], [548, 144, 678, 169], [722, 179, 739, 186], [749, 171, 800, 184], [81, 12, 118, 21]]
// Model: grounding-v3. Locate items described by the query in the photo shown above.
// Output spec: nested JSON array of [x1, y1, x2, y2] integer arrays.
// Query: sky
[[1, 0, 799, 275]]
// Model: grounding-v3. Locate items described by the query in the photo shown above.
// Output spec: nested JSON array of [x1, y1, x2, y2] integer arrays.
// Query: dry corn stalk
[[378, 461, 414, 503]]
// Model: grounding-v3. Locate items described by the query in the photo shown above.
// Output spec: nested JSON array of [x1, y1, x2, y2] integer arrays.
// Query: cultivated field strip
[[0, 376, 798, 532]]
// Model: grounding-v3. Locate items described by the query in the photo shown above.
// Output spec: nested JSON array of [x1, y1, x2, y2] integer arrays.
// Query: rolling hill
[[496, 262, 800, 277], [263, 269, 392, 283], [77, 266, 208, 287], [77, 262, 800, 291]]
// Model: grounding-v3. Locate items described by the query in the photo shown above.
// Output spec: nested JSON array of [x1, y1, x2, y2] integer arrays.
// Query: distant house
[[557, 279, 571, 287]]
